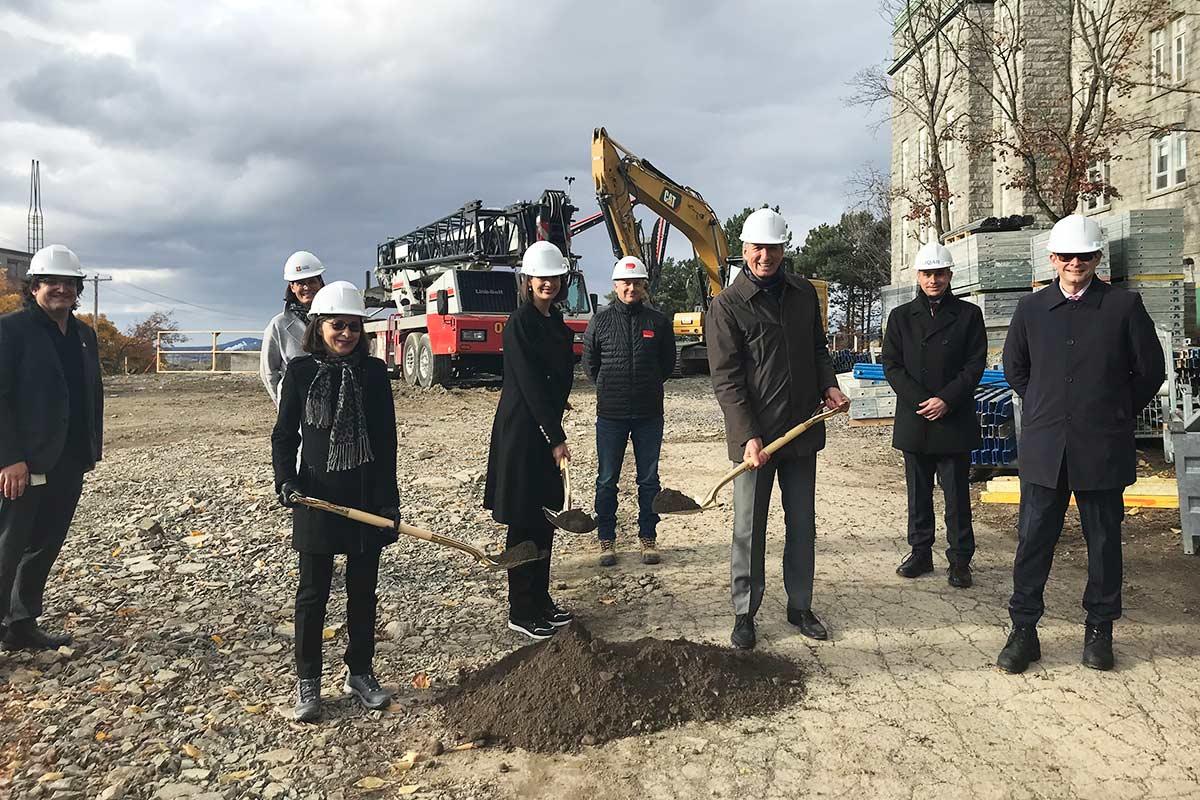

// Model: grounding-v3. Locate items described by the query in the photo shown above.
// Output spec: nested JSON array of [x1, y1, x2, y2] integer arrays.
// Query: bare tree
[[949, 0, 1173, 220], [848, 0, 970, 238]]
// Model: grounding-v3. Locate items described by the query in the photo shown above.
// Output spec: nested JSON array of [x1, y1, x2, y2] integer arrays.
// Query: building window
[[1151, 131, 1187, 191], [1152, 26, 1167, 86], [901, 218, 909, 267], [901, 138, 910, 185], [1084, 160, 1111, 211], [918, 128, 930, 170], [1174, 18, 1187, 82], [1153, 20, 1188, 86]]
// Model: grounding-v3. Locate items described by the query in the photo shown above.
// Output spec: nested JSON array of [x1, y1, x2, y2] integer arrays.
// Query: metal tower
[[28, 159, 43, 254]]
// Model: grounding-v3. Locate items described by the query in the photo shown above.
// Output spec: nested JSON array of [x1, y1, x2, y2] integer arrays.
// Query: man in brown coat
[[706, 208, 848, 650]]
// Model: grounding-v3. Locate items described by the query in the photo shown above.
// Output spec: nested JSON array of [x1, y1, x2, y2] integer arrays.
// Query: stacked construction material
[[839, 367, 895, 422], [981, 475, 1179, 508], [973, 385, 1017, 467], [1032, 209, 1185, 341], [830, 349, 871, 374]]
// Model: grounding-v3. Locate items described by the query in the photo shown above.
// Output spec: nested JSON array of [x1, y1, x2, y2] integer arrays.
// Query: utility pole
[[86, 274, 112, 323]]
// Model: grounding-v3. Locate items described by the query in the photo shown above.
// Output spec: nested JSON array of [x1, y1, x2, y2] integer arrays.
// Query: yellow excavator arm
[[591, 126, 827, 365], [592, 127, 728, 301]]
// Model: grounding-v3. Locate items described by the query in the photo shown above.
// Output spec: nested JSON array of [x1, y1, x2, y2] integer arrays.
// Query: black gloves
[[278, 480, 301, 508], [377, 506, 401, 531]]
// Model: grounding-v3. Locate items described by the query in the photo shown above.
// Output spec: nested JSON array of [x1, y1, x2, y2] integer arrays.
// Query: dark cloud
[[0, 2, 891, 332]]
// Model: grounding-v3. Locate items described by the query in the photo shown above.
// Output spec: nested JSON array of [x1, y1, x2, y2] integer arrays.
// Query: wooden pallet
[[981, 476, 1178, 508], [848, 417, 894, 427]]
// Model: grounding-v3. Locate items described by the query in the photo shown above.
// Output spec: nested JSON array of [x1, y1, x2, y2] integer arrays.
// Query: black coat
[[271, 355, 399, 554], [0, 307, 103, 474], [882, 291, 987, 454], [582, 299, 675, 419], [484, 302, 574, 524], [1002, 279, 1166, 490], [706, 271, 838, 462]]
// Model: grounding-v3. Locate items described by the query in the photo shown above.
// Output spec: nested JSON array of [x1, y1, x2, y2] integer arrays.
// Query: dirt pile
[[651, 488, 701, 513], [440, 623, 805, 752]]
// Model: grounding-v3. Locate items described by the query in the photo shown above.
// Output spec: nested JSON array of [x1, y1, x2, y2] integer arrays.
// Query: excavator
[[590, 127, 827, 374]]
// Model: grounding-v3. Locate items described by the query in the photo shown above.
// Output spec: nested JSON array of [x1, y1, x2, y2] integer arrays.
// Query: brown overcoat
[[706, 270, 838, 462]]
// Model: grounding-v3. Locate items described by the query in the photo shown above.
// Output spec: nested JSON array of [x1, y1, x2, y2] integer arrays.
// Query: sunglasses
[[1054, 252, 1101, 262], [325, 319, 363, 333]]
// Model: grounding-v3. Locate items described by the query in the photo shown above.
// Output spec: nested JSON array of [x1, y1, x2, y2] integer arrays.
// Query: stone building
[[1, 246, 32, 283], [888, 0, 1198, 284]]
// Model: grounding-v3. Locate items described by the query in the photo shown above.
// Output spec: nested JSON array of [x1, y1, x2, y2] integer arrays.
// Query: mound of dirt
[[651, 488, 701, 514], [439, 623, 805, 752]]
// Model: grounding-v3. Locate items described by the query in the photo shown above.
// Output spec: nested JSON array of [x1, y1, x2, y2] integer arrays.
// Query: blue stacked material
[[830, 349, 872, 374], [972, 386, 1017, 466], [851, 363, 1009, 388]]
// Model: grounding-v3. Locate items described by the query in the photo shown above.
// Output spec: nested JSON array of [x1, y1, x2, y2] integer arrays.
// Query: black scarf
[[286, 299, 311, 325], [744, 265, 785, 296], [304, 351, 374, 472]]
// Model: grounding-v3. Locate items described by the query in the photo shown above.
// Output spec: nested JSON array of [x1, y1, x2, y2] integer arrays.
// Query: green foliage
[[795, 210, 891, 337], [650, 256, 703, 319]]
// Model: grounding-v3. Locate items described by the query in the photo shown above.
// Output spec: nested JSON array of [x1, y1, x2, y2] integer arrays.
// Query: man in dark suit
[[882, 241, 987, 588], [0, 245, 104, 651], [998, 215, 1165, 673]]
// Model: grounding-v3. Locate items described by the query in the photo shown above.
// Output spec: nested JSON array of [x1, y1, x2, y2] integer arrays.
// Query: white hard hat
[[913, 241, 954, 271], [520, 241, 569, 277], [739, 208, 789, 245], [309, 281, 367, 317], [284, 250, 326, 281], [1046, 214, 1104, 253], [29, 244, 84, 278], [611, 255, 649, 280]]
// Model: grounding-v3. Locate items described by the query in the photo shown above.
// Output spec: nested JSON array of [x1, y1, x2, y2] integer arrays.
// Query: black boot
[[1082, 623, 1115, 671], [1, 621, 72, 651], [896, 549, 934, 578], [947, 561, 973, 589], [786, 607, 829, 640], [730, 614, 756, 650], [294, 678, 322, 723], [996, 625, 1041, 674]]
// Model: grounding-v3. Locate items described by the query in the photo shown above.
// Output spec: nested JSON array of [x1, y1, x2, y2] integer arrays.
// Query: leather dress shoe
[[996, 625, 1041, 674], [2, 622, 72, 651], [1082, 623, 1115, 671], [787, 608, 828, 640], [948, 561, 973, 588], [730, 614, 756, 650], [295, 678, 322, 723], [896, 550, 934, 578]]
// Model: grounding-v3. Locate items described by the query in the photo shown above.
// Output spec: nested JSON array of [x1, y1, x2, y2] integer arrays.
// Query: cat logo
[[660, 188, 682, 210]]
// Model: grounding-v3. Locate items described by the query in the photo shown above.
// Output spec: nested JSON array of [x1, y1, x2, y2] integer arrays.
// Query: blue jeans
[[594, 415, 664, 542]]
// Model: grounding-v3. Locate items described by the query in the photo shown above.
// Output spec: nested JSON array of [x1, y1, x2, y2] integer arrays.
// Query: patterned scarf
[[286, 298, 311, 325], [304, 351, 375, 472]]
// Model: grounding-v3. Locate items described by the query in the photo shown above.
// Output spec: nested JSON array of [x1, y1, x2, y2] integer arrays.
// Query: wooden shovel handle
[[291, 494, 486, 560], [703, 407, 846, 504]]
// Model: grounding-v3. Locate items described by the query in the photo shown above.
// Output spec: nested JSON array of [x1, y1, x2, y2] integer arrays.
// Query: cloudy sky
[[0, 1, 892, 335]]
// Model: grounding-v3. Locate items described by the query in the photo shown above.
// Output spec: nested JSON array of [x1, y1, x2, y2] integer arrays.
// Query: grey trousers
[[0, 467, 84, 627], [731, 453, 817, 617]]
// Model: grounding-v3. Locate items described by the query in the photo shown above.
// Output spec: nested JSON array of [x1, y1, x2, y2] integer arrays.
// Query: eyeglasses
[[290, 277, 322, 288], [325, 319, 362, 333], [1053, 252, 1101, 263]]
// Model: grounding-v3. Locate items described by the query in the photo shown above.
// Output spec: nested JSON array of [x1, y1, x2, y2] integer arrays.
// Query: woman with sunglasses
[[271, 281, 400, 722], [484, 242, 576, 640], [261, 251, 327, 406]]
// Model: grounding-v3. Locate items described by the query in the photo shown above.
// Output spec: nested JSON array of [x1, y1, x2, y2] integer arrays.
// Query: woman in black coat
[[484, 242, 575, 640], [271, 281, 399, 722]]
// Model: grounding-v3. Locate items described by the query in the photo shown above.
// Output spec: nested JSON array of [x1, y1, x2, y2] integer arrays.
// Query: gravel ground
[[1, 372, 1197, 800]]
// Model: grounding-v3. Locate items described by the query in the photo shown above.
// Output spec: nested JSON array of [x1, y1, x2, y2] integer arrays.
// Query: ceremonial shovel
[[543, 457, 598, 533], [290, 494, 545, 571], [652, 406, 847, 516]]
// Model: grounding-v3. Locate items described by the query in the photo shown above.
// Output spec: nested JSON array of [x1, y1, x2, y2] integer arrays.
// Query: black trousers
[[903, 451, 975, 564], [506, 518, 554, 620], [295, 549, 381, 680], [1009, 461, 1124, 627], [0, 465, 85, 627]]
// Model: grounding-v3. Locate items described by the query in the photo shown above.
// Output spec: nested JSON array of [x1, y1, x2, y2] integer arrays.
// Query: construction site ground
[[2, 373, 1198, 800]]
